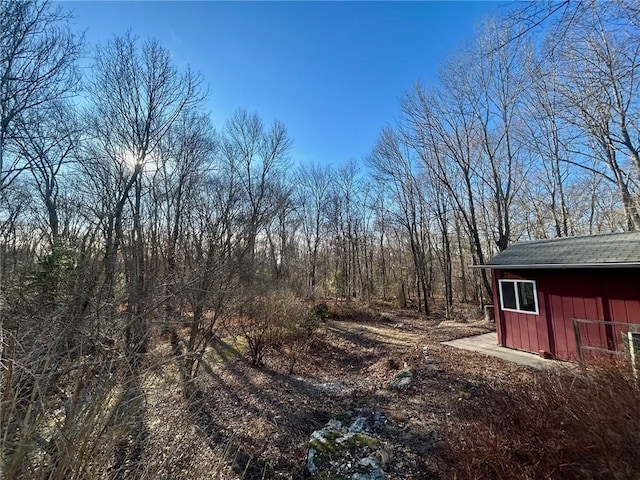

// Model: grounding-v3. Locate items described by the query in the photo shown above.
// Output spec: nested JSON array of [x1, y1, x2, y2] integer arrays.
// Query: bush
[[0, 328, 135, 480], [280, 302, 328, 374], [312, 302, 329, 323], [236, 292, 324, 372], [236, 290, 304, 367], [438, 360, 640, 479]]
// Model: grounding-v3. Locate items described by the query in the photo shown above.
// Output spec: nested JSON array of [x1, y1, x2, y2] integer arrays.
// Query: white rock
[[351, 456, 387, 480], [349, 416, 367, 432], [327, 419, 343, 430], [311, 429, 329, 443], [389, 369, 413, 389], [306, 447, 319, 475]]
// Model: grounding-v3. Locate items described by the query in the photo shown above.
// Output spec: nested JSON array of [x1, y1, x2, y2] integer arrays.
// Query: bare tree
[[221, 109, 292, 285], [521, 57, 577, 237], [466, 18, 531, 252], [179, 176, 243, 383], [369, 182, 393, 301], [265, 189, 298, 284], [401, 81, 491, 301], [151, 111, 216, 331], [423, 167, 454, 317], [83, 32, 204, 372], [368, 128, 430, 315], [551, 2, 640, 230], [0, 0, 81, 194], [295, 162, 333, 296], [12, 100, 80, 244], [325, 161, 373, 302]]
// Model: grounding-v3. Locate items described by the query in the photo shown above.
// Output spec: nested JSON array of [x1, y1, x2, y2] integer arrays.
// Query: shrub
[[280, 302, 328, 374], [236, 292, 324, 372], [312, 302, 329, 323], [438, 360, 640, 479], [236, 290, 306, 367], [0, 328, 135, 480]]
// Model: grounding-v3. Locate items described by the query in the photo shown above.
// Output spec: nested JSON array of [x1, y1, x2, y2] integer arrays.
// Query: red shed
[[479, 232, 640, 361]]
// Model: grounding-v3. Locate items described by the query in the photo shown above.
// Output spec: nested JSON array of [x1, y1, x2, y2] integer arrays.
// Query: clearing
[[138, 304, 544, 479]]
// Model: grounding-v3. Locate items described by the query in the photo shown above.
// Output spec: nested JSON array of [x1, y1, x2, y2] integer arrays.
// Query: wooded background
[[2, 1, 640, 476]]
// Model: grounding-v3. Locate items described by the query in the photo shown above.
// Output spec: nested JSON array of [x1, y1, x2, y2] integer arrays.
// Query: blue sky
[[66, 1, 504, 166]]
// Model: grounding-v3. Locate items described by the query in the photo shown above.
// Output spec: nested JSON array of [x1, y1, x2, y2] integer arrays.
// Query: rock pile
[[306, 412, 387, 479], [388, 369, 413, 389]]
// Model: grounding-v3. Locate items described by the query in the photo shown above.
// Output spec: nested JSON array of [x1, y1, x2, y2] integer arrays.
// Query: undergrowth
[[439, 359, 640, 479]]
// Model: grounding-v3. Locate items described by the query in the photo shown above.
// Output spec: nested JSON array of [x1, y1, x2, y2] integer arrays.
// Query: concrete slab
[[442, 332, 574, 370]]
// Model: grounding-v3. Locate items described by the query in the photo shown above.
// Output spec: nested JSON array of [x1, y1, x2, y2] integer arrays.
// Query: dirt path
[[327, 320, 422, 350]]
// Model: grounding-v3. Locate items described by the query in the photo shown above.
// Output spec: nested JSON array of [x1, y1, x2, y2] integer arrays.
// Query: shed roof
[[480, 231, 640, 269]]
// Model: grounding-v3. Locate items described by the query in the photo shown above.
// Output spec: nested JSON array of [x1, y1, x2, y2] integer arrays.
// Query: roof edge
[[471, 262, 640, 270]]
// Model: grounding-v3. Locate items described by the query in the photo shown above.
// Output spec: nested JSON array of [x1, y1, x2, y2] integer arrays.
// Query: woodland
[[2, 1, 640, 478]]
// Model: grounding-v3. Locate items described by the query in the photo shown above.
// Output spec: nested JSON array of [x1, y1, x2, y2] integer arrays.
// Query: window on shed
[[498, 279, 538, 314]]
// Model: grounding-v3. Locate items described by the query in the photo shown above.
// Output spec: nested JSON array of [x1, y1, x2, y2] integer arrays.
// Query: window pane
[[518, 282, 536, 312], [501, 282, 517, 309]]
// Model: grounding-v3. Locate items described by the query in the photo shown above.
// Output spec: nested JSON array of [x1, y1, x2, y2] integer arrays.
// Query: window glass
[[500, 281, 517, 310], [518, 282, 536, 312], [499, 279, 538, 314]]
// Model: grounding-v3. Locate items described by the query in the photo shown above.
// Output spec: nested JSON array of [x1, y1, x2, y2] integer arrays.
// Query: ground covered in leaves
[[139, 302, 538, 479]]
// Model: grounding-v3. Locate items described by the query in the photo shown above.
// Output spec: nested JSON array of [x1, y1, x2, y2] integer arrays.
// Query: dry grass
[[439, 359, 640, 480], [6, 301, 638, 479]]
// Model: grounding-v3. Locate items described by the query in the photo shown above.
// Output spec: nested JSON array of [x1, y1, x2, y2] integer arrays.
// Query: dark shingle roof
[[485, 232, 640, 269]]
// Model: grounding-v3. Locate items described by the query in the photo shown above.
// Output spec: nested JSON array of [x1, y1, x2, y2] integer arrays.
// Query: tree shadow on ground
[[306, 334, 383, 373], [110, 370, 150, 480], [327, 323, 384, 349], [171, 334, 337, 478]]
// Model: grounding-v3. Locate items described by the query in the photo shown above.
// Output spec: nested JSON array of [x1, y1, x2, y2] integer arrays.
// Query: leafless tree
[[151, 111, 216, 331], [400, 81, 491, 300], [466, 18, 532, 252], [0, 0, 81, 194], [521, 57, 577, 237], [295, 162, 333, 296], [265, 189, 298, 284], [84, 32, 203, 356], [368, 128, 430, 314], [221, 109, 292, 285], [12, 100, 81, 244], [551, 2, 640, 230], [178, 175, 244, 382]]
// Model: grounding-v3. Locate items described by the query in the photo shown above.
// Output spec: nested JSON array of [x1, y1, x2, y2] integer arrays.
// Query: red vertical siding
[[526, 315, 538, 353], [547, 289, 568, 358], [558, 292, 576, 358], [495, 270, 549, 356], [582, 294, 606, 349], [536, 283, 551, 355], [491, 268, 640, 361], [603, 271, 640, 350]]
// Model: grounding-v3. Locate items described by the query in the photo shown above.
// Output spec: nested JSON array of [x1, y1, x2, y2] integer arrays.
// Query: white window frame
[[498, 279, 539, 315]]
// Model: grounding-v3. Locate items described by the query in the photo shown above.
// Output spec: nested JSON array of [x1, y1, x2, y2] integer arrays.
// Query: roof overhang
[[470, 262, 640, 270]]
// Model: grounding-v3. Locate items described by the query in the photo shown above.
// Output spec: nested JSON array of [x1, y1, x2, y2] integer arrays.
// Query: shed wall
[[493, 268, 640, 361]]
